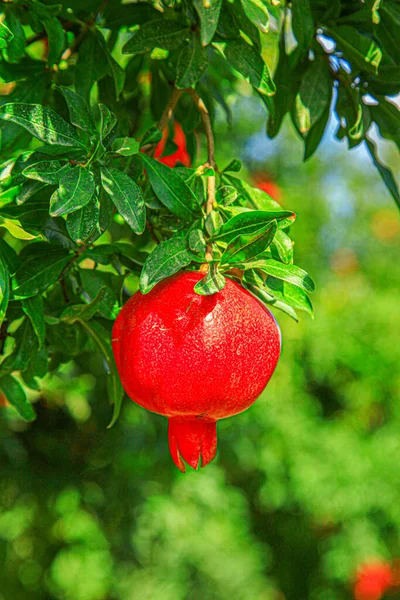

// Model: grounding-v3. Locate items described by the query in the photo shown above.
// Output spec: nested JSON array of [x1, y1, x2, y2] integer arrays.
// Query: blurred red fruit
[[354, 561, 393, 600], [253, 172, 281, 202], [155, 121, 191, 168]]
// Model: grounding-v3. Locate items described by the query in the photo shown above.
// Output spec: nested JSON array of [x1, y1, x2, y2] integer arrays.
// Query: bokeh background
[[1, 88, 400, 600]]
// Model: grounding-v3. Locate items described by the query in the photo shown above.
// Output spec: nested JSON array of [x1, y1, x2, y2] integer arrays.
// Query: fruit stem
[[141, 87, 183, 156], [142, 86, 217, 267]]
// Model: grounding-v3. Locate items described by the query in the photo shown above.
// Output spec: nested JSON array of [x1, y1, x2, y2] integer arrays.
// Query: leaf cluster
[[0, 0, 399, 424]]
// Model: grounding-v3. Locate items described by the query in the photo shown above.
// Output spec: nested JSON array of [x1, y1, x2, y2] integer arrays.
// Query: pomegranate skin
[[112, 271, 281, 471]]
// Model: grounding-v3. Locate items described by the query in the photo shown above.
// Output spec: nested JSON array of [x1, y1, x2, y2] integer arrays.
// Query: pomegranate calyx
[[168, 417, 217, 472]]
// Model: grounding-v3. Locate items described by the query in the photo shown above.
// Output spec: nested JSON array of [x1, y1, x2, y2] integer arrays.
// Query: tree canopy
[[0, 0, 399, 423]]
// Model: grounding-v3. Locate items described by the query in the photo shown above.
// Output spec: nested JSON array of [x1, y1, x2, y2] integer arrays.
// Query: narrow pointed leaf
[[140, 237, 193, 294], [67, 196, 100, 243], [366, 138, 400, 209], [23, 161, 71, 184], [50, 167, 95, 217], [240, 0, 269, 33], [123, 19, 189, 54], [214, 210, 296, 243], [245, 259, 315, 292], [194, 263, 226, 295], [193, 0, 222, 46], [140, 154, 199, 219], [225, 38, 275, 96], [54, 85, 97, 136], [221, 220, 277, 265], [101, 167, 146, 234], [12, 250, 71, 299], [0, 375, 36, 421], [176, 34, 208, 89], [21, 295, 45, 348], [0, 104, 87, 148]]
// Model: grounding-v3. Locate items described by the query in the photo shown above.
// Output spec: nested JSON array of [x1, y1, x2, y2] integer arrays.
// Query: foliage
[[0, 0, 399, 424]]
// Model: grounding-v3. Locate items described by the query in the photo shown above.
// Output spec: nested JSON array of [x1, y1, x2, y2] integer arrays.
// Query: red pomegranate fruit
[[154, 121, 191, 168], [112, 271, 281, 471], [354, 561, 393, 600]]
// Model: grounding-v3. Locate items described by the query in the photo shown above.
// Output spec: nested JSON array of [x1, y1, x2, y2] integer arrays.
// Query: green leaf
[[369, 99, 400, 150], [291, 0, 314, 63], [12, 249, 71, 300], [123, 19, 189, 54], [294, 58, 332, 134], [225, 38, 275, 96], [99, 104, 117, 144], [0, 21, 13, 50], [2, 319, 38, 374], [21, 295, 45, 348], [189, 229, 207, 253], [216, 186, 238, 206], [0, 257, 10, 327], [16, 180, 46, 206], [365, 137, 400, 209], [61, 287, 113, 323], [0, 375, 36, 422], [193, 0, 222, 46], [54, 86, 97, 137], [94, 29, 125, 100], [328, 26, 382, 74], [140, 154, 199, 220], [267, 36, 300, 139], [247, 259, 315, 292], [140, 127, 163, 147], [224, 175, 281, 210], [223, 159, 242, 173], [111, 137, 140, 156], [248, 281, 299, 321], [221, 220, 277, 265], [176, 34, 208, 89], [77, 319, 123, 428], [214, 210, 296, 243], [23, 160, 71, 184], [240, 0, 269, 33], [0, 238, 20, 275], [140, 237, 193, 294], [271, 229, 293, 264], [42, 17, 65, 66], [75, 31, 110, 101], [67, 196, 100, 243], [0, 104, 86, 149], [265, 276, 313, 317], [194, 263, 226, 295], [50, 167, 96, 217], [101, 167, 146, 234], [5, 11, 25, 61], [205, 210, 223, 236], [303, 102, 330, 160]]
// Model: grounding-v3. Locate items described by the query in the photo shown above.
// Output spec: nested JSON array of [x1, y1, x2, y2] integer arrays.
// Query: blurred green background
[[1, 94, 400, 600]]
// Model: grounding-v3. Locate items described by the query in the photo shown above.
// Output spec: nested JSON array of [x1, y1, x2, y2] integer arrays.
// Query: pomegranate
[[354, 561, 393, 600], [154, 121, 191, 168], [253, 172, 281, 202], [112, 271, 281, 471]]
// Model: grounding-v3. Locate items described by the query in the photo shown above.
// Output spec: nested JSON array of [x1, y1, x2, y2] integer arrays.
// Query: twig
[[141, 86, 218, 269], [186, 88, 217, 268], [61, 0, 110, 61], [141, 87, 183, 155], [59, 245, 90, 302]]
